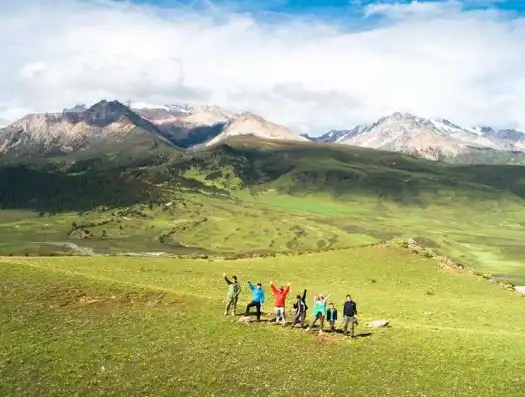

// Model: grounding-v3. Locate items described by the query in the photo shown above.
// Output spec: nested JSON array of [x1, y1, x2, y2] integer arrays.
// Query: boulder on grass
[[238, 316, 252, 324], [515, 286, 525, 295], [367, 319, 389, 328]]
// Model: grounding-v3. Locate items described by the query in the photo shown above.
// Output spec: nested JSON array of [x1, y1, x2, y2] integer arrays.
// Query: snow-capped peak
[[130, 102, 192, 114], [312, 111, 525, 161], [465, 125, 495, 136]]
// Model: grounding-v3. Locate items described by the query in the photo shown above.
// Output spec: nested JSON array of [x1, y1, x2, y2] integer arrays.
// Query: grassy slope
[[449, 147, 525, 165], [0, 194, 373, 257], [1, 137, 525, 279], [185, 138, 525, 279], [1, 247, 524, 396]]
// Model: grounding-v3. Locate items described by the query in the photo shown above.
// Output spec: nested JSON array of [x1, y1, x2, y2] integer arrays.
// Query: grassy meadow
[[2, 138, 525, 396], [1, 246, 524, 396]]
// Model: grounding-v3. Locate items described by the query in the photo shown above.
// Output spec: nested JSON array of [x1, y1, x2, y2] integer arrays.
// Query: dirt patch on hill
[[77, 294, 99, 305], [314, 331, 338, 344]]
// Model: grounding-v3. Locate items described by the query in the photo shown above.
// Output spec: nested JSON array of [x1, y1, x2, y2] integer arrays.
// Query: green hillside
[[2, 136, 525, 396], [1, 136, 525, 281], [1, 247, 524, 396]]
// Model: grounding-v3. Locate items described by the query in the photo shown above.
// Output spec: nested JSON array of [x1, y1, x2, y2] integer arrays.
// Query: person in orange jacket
[[270, 281, 291, 325]]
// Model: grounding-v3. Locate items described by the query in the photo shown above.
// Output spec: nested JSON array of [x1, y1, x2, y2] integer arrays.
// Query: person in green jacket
[[307, 293, 330, 332], [223, 273, 241, 316]]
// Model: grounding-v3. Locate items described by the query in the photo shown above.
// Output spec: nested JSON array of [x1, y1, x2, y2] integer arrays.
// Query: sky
[[1, 0, 525, 135]]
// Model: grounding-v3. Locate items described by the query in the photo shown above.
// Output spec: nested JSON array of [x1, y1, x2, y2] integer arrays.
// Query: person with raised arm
[[307, 293, 330, 332], [245, 281, 265, 321], [222, 273, 241, 316], [291, 289, 308, 328], [270, 281, 291, 325], [291, 293, 307, 328]]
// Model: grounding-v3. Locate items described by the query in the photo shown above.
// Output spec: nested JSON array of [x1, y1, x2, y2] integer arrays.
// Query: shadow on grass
[[325, 329, 373, 338], [233, 313, 375, 338]]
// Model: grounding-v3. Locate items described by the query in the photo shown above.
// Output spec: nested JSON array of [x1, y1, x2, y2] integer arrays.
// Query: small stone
[[367, 319, 389, 328], [238, 316, 252, 324], [515, 286, 525, 295]]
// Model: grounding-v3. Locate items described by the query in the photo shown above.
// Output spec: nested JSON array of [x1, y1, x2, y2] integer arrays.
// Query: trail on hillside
[[31, 242, 98, 256], [31, 242, 175, 258]]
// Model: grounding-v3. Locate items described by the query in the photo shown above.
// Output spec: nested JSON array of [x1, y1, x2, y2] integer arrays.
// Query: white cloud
[[1, 0, 525, 134]]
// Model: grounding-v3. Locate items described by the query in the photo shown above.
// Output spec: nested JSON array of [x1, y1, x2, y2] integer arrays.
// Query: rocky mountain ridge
[[2, 101, 525, 164], [0, 100, 307, 156], [204, 111, 308, 146], [0, 100, 172, 156], [308, 112, 525, 161], [131, 103, 307, 147]]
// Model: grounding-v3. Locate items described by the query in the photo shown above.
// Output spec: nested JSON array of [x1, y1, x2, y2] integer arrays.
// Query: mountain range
[[0, 100, 176, 157], [307, 113, 525, 162], [1, 100, 525, 164]]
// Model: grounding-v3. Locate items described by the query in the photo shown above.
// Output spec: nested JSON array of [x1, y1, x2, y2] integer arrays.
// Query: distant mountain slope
[[0, 118, 10, 128], [133, 104, 307, 148], [185, 136, 525, 205], [0, 100, 176, 157], [132, 103, 231, 148], [5, 99, 525, 165], [204, 112, 308, 147], [313, 113, 525, 163], [3, 133, 525, 213]]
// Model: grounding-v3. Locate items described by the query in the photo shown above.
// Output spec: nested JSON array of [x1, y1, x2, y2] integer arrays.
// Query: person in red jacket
[[270, 281, 291, 325]]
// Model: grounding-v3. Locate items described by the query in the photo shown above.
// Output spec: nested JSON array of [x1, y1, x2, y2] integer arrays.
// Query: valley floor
[[1, 246, 524, 396], [2, 189, 525, 282]]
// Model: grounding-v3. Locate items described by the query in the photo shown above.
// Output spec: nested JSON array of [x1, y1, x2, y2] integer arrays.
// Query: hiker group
[[222, 274, 358, 337]]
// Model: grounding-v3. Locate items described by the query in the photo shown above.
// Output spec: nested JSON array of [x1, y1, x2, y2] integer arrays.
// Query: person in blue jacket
[[245, 281, 265, 321]]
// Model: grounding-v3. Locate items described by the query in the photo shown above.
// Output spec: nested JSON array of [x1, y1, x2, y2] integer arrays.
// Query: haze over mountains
[[1, 100, 525, 164]]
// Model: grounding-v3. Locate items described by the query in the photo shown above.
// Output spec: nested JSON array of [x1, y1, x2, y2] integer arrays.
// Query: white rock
[[367, 319, 389, 328], [514, 286, 525, 295], [238, 316, 252, 324]]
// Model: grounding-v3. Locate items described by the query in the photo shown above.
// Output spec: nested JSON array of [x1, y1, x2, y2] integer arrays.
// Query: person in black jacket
[[342, 295, 358, 337], [291, 289, 308, 328], [326, 302, 338, 332]]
